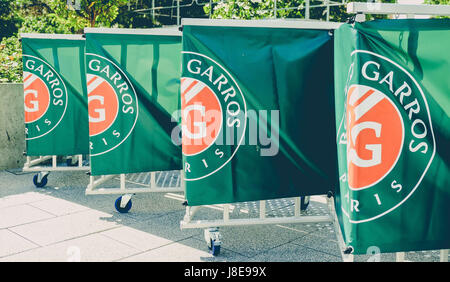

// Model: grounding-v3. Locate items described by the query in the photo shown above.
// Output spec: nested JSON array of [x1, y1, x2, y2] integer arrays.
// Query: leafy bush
[[204, 0, 397, 21], [0, 35, 22, 83], [19, 13, 83, 34]]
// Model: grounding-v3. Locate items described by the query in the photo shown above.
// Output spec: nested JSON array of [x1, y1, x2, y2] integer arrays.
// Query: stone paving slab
[[192, 224, 312, 258], [119, 237, 248, 262], [0, 229, 38, 257], [100, 226, 175, 252], [0, 170, 448, 262], [0, 191, 53, 209], [0, 204, 55, 228], [28, 197, 90, 216], [250, 243, 341, 262], [128, 211, 202, 243], [9, 209, 120, 246], [0, 233, 140, 262], [292, 231, 341, 257]]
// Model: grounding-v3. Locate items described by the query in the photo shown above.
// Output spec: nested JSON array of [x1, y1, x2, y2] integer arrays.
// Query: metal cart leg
[[440, 249, 449, 262], [396, 252, 405, 262], [301, 196, 310, 211], [204, 227, 222, 256]]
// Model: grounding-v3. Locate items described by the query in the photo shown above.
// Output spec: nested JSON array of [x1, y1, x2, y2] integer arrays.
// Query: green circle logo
[[23, 55, 68, 140], [86, 53, 138, 156], [337, 50, 436, 223], [182, 52, 247, 181]]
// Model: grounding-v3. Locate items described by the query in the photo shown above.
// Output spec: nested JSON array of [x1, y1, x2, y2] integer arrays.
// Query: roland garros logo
[[181, 52, 247, 181], [86, 53, 138, 156], [23, 55, 68, 140], [337, 50, 436, 223]]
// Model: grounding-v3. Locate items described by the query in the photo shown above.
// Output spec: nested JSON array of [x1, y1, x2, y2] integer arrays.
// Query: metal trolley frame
[[343, 2, 450, 262], [85, 171, 185, 213], [178, 18, 345, 257], [20, 33, 91, 188], [23, 155, 89, 187], [82, 27, 184, 213]]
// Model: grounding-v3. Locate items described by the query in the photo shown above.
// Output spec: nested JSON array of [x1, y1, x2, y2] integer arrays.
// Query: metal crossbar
[[347, 2, 450, 16], [23, 155, 89, 172], [85, 170, 184, 196], [342, 2, 450, 262]]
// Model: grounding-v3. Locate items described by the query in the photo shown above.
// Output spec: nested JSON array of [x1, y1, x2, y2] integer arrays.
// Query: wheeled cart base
[[23, 155, 90, 188], [179, 195, 333, 256], [85, 170, 184, 213]]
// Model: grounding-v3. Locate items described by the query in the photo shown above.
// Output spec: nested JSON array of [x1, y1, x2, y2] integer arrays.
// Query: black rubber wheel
[[209, 239, 221, 256], [115, 196, 132, 213], [66, 158, 78, 167], [33, 174, 48, 188]]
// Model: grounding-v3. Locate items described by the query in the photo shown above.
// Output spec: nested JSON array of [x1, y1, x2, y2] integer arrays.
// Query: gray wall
[[0, 83, 26, 170]]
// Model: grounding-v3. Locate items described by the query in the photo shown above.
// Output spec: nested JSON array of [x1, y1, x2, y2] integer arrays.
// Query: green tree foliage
[[11, 0, 129, 35], [47, 0, 128, 28], [12, 0, 80, 34], [425, 0, 449, 4], [0, 35, 22, 82], [425, 0, 449, 18], [204, 0, 396, 21], [1, 0, 22, 38], [1, 0, 130, 82], [113, 1, 160, 29], [113, 0, 208, 28]]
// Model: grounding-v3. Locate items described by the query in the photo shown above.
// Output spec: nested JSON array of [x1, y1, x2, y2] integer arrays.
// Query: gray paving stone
[[292, 232, 341, 257], [406, 250, 444, 262], [10, 209, 120, 246], [119, 237, 249, 262], [0, 229, 38, 257], [250, 243, 342, 262], [100, 226, 174, 252], [128, 211, 202, 243], [31, 174, 117, 212], [2, 169, 446, 262], [0, 204, 55, 228], [0, 191, 53, 209], [0, 171, 35, 197], [193, 223, 309, 258], [119, 192, 186, 221], [0, 233, 139, 262], [28, 197, 90, 216]]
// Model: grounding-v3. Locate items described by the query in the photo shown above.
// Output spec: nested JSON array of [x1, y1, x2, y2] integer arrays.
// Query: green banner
[[182, 22, 338, 206], [21, 35, 89, 156], [85, 29, 182, 176], [334, 19, 450, 254]]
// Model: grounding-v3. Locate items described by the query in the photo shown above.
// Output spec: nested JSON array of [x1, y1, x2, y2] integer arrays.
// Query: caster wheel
[[33, 173, 48, 188], [209, 239, 221, 256], [300, 196, 310, 211], [66, 158, 78, 167], [115, 196, 132, 213]]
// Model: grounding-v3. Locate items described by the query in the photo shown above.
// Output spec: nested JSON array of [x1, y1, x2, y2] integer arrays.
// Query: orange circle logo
[[86, 74, 119, 136], [181, 77, 222, 156], [23, 72, 50, 123], [346, 84, 404, 189]]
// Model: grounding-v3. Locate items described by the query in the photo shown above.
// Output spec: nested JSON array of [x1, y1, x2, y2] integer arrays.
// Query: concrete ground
[[0, 169, 447, 262]]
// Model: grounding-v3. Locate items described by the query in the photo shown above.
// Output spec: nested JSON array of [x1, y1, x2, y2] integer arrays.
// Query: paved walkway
[[0, 170, 446, 262]]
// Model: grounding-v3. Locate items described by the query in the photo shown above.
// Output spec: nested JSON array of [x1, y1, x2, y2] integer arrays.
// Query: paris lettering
[[337, 50, 435, 223], [86, 53, 138, 156], [181, 52, 247, 181], [23, 55, 67, 140]]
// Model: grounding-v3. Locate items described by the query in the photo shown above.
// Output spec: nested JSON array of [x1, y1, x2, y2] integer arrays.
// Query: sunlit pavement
[[0, 170, 446, 262]]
